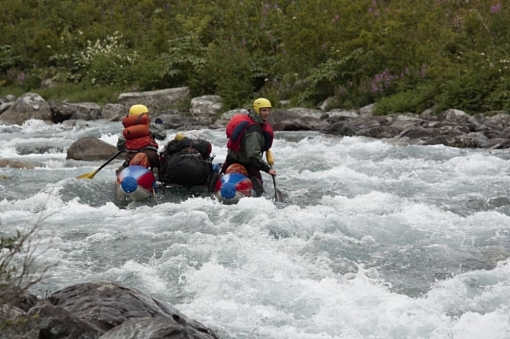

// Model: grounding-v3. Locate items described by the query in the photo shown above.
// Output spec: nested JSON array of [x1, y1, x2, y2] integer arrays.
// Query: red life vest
[[226, 114, 273, 153], [121, 113, 158, 150]]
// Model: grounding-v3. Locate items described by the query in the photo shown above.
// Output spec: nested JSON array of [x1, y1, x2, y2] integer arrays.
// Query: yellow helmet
[[253, 98, 272, 114], [174, 133, 187, 141], [129, 104, 149, 116]]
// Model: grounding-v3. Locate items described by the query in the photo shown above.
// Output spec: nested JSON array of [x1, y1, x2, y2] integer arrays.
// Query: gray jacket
[[226, 110, 271, 173]]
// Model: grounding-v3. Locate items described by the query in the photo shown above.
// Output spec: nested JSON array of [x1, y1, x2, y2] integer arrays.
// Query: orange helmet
[[225, 163, 249, 177]]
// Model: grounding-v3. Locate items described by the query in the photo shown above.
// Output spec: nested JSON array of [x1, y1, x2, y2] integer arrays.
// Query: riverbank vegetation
[[0, 220, 52, 317], [1, 0, 508, 114]]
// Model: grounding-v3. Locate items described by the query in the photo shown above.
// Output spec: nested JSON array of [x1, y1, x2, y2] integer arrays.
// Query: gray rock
[[0, 159, 36, 169], [66, 137, 118, 161], [421, 135, 449, 146], [51, 102, 102, 123], [99, 317, 217, 339], [0, 102, 13, 114], [0, 305, 38, 339], [220, 109, 248, 121], [1, 94, 16, 102], [190, 95, 222, 118], [268, 109, 328, 131], [438, 109, 471, 124], [288, 107, 323, 119], [48, 281, 218, 338], [358, 103, 375, 117], [400, 127, 441, 139], [0, 93, 53, 124], [28, 301, 104, 339], [118, 87, 190, 111], [322, 121, 359, 136], [101, 103, 126, 121]]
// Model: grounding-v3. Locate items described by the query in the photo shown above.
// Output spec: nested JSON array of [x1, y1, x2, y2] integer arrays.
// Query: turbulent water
[[1, 119, 510, 339]]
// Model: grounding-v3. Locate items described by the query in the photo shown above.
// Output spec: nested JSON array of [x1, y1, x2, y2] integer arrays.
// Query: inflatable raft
[[212, 163, 256, 204], [115, 165, 156, 201]]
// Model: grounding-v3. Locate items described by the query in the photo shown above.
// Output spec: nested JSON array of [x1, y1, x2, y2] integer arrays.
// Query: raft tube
[[213, 172, 254, 204], [115, 165, 156, 201]]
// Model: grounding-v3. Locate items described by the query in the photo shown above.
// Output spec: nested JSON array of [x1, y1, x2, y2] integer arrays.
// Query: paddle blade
[[275, 188, 284, 203], [271, 175, 284, 202], [76, 170, 98, 179], [75, 151, 123, 180]]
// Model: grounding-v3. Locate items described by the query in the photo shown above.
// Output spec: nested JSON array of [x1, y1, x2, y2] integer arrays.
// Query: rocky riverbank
[[2, 88, 510, 156]]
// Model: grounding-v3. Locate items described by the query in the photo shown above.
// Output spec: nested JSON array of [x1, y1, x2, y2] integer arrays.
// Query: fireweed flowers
[[490, 3, 501, 13]]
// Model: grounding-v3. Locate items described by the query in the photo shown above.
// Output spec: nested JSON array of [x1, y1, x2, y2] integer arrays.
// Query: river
[[1, 118, 510, 338]]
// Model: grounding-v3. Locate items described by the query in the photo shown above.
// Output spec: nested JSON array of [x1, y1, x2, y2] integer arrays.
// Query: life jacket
[[121, 113, 158, 150], [226, 114, 273, 153]]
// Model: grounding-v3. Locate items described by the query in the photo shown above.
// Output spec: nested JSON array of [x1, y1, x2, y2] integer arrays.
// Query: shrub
[[0, 221, 53, 307]]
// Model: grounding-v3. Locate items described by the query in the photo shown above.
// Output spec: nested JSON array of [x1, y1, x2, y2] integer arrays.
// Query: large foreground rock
[[0, 281, 218, 339], [99, 317, 216, 339], [49, 281, 218, 338]]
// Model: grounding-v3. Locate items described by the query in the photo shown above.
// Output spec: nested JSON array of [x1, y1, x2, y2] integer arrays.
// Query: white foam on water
[[99, 133, 119, 146], [3, 128, 510, 338], [37, 159, 67, 169], [96, 259, 170, 296], [427, 259, 510, 339], [172, 232, 453, 338], [0, 146, 20, 158], [20, 119, 60, 133]]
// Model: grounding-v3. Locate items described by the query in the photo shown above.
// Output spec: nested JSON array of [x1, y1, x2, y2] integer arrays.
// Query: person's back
[[116, 104, 166, 179]]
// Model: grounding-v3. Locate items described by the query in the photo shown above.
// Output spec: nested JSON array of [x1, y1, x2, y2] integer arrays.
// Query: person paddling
[[220, 98, 276, 196], [116, 104, 166, 180]]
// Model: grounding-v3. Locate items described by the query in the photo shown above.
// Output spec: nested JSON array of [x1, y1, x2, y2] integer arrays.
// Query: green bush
[[374, 82, 438, 115], [0, 0, 509, 113]]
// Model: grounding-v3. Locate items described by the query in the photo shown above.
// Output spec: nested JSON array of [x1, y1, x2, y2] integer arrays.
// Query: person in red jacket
[[220, 98, 277, 196], [116, 104, 166, 179]]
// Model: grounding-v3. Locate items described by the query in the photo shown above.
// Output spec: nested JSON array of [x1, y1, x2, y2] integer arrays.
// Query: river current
[[1, 119, 510, 338]]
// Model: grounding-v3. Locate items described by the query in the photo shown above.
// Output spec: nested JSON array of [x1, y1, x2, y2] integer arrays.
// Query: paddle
[[266, 150, 283, 202], [271, 172, 284, 203], [76, 151, 123, 179]]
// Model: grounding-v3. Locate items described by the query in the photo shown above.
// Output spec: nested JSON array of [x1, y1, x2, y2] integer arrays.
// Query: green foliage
[[0, 86, 26, 98], [41, 84, 121, 105], [374, 83, 439, 115], [299, 48, 365, 105], [204, 41, 254, 111], [437, 72, 499, 114], [158, 36, 207, 89], [0, 231, 22, 281], [0, 45, 25, 75], [0, 0, 510, 113]]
